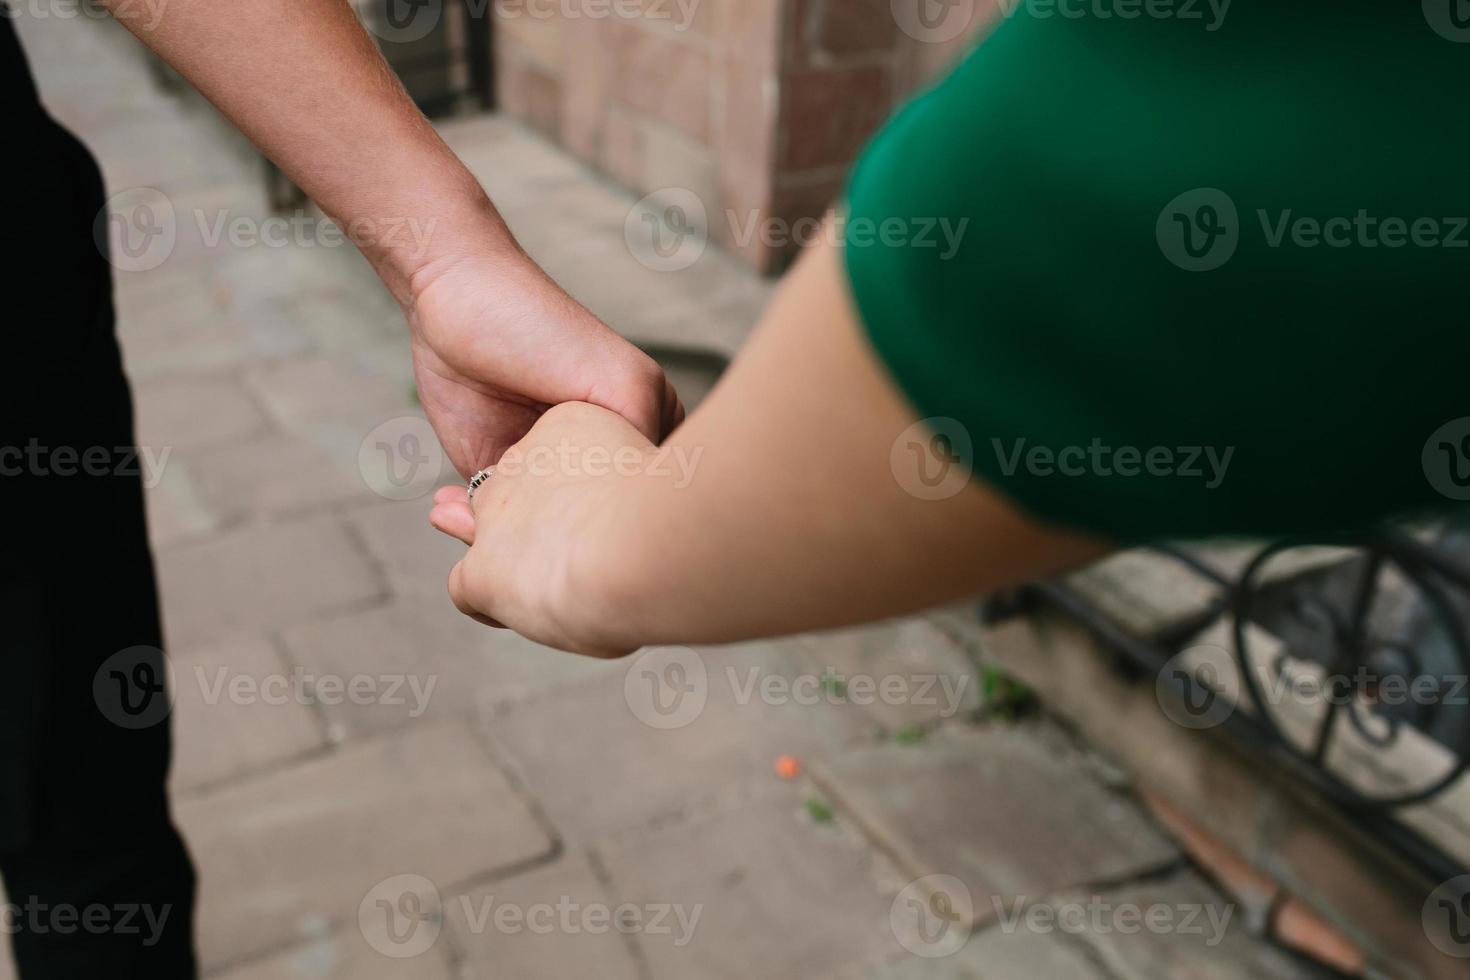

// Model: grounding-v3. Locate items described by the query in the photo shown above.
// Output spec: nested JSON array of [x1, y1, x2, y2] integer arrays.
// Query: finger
[[448, 560, 505, 628], [430, 500, 476, 546], [434, 484, 470, 506], [660, 376, 682, 437]]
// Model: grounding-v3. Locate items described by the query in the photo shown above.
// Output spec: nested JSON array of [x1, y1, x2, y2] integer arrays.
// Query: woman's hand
[[429, 401, 661, 659]]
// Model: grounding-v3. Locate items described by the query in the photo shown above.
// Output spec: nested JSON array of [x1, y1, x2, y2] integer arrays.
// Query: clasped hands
[[403, 244, 681, 658]]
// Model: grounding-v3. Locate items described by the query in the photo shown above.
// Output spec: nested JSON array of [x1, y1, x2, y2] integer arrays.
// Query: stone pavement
[[7, 12, 1334, 980]]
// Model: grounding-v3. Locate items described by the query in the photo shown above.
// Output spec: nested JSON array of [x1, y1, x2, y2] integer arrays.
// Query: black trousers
[[1, 64, 199, 978]]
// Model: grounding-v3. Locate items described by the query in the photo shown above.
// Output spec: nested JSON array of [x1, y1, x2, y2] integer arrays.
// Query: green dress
[[843, 4, 1470, 541]]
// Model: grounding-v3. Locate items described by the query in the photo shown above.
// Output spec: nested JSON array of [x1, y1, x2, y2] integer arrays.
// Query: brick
[[790, 0, 898, 62], [486, 642, 872, 839], [496, 48, 564, 140], [446, 851, 641, 980], [607, 20, 711, 142], [780, 65, 891, 172], [716, 0, 782, 270], [598, 785, 900, 978], [813, 728, 1178, 913], [155, 515, 385, 646], [279, 595, 617, 738], [169, 635, 326, 792], [177, 721, 553, 968], [558, 14, 613, 159], [493, 0, 565, 68], [599, 105, 646, 191]]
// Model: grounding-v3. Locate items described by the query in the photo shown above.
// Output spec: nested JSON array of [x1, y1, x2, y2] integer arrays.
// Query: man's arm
[[435, 237, 1107, 656], [99, 0, 680, 472]]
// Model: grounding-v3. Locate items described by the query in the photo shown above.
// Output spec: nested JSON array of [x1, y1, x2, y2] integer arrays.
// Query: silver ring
[[467, 467, 495, 501]]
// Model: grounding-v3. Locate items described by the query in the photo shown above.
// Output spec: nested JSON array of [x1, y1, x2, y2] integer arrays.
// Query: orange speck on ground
[[775, 755, 802, 780]]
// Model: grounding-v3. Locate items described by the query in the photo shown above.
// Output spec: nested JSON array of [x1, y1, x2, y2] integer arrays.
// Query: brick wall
[[492, 0, 989, 272]]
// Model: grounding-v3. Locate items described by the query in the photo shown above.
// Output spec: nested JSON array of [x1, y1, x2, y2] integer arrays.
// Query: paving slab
[[210, 928, 454, 980], [132, 371, 270, 455], [279, 595, 616, 738], [788, 616, 982, 733], [597, 784, 902, 980], [346, 500, 468, 600], [145, 455, 220, 550], [176, 721, 554, 969], [189, 433, 372, 521], [813, 728, 1179, 921], [1058, 873, 1334, 980], [485, 642, 875, 840], [155, 514, 385, 646], [838, 927, 1108, 980], [445, 850, 642, 980], [245, 355, 416, 433], [169, 634, 326, 793]]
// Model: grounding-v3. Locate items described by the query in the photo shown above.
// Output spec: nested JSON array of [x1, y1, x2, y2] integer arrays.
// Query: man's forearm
[[99, 0, 513, 302]]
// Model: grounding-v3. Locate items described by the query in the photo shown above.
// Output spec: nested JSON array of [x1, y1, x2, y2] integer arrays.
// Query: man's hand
[[407, 247, 683, 477], [92, 0, 681, 474]]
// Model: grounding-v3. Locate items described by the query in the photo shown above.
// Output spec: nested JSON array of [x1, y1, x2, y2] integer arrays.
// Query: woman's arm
[[97, 0, 680, 471], [434, 236, 1108, 656]]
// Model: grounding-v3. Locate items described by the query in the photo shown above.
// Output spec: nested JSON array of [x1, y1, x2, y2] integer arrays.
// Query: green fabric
[[843, 5, 1469, 542]]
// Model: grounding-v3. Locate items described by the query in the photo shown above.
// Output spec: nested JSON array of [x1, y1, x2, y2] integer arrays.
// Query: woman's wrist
[[555, 464, 664, 658]]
